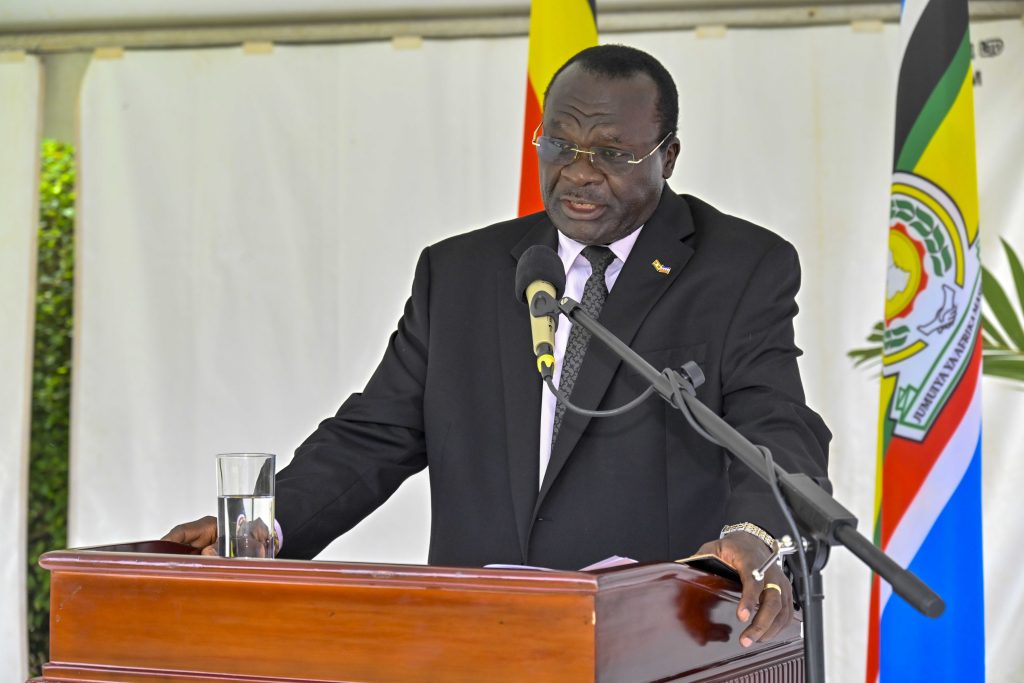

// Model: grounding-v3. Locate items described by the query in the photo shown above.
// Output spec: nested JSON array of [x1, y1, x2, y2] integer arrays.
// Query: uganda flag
[[517, 0, 598, 216], [867, 0, 984, 681]]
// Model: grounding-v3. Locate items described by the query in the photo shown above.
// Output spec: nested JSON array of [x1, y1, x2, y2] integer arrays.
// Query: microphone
[[514, 245, 566, 379]]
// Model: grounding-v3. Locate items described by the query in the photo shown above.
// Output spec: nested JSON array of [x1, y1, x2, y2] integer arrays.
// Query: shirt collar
[[555, 225, 644, 273]]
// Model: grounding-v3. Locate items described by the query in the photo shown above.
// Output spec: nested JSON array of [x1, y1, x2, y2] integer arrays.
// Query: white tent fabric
[[0, 54, 41, 683], [71, 21, 1023, 680], [71, 38, 524, 563], [971, 22, 1024, 683]]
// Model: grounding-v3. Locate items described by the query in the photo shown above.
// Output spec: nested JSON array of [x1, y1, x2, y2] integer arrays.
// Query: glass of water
[[216, 453, 276, 558]]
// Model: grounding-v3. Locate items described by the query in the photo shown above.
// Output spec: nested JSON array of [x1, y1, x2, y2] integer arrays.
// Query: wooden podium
[[37, 542, 803, 682]]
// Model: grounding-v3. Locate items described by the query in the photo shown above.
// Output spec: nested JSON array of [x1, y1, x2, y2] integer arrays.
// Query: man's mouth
[[560, 197, 605, 218]]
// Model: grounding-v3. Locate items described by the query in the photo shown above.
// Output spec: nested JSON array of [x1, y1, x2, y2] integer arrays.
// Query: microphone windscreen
[[515, 245, 566, 302]]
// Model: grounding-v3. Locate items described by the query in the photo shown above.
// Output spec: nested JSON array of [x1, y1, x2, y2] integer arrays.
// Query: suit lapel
[[499, 215, 558, 560], [534, 189, 697, 512]]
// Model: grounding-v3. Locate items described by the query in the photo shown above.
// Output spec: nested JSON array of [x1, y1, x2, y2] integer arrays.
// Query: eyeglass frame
[[531, 124, 675, 173]]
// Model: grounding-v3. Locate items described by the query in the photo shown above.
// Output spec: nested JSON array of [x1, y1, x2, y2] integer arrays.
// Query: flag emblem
[[882, 171, 981, 442], [652, 259, 671, 275]]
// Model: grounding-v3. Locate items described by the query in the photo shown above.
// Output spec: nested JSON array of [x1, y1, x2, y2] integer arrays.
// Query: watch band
[[720, 522, 777, 550]]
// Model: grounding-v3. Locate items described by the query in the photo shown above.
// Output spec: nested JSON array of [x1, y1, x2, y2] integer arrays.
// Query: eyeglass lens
[[535, 137, 638, 175]]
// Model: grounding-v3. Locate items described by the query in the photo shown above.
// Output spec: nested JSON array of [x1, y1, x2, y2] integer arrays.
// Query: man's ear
[[662, 137, 681, 179]]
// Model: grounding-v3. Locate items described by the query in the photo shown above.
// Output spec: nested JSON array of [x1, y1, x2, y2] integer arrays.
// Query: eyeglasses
[[531, 124, 674, 176]]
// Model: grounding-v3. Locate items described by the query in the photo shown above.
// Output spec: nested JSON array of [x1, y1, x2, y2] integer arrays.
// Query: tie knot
[[582, 245, 616, 277]]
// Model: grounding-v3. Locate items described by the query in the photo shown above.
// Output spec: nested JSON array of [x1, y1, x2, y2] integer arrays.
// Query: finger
[[161, 527, 197, 544], [761, 609, 791, 642], [201, 545, 219, 556], [740, 585, 783, 647], [162, 516, 218, 548], [736, 571, 762, 624], [761, 583, 794, 642], [160, 525, 186, 543]]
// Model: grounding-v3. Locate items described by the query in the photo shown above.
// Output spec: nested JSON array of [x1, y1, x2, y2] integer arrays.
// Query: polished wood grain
[[37, 543, 802, 683], [593, 564, 802, 682]]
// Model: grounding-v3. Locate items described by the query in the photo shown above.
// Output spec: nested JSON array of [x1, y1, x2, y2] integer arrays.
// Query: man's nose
[[560, 151, 604, 185]]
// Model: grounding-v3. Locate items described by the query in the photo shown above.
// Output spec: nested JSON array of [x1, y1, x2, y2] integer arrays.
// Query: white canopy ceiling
[[2, 0, 1021, 34], [2, 0, 1021, 53], [0, 1, 897, 31]]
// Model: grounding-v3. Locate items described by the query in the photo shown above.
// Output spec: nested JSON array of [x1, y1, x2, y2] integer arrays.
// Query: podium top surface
[[41, 540, 744, 596]]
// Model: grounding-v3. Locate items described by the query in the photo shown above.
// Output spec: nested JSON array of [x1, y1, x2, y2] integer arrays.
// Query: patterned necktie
[[551, 245, 616, 446]]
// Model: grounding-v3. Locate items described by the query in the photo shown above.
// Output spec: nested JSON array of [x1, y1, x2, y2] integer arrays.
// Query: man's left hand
[[695, 533, 794, 647]]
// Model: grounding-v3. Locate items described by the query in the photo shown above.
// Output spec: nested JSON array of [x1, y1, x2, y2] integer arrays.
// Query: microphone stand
[[532, 292, 944, 683]]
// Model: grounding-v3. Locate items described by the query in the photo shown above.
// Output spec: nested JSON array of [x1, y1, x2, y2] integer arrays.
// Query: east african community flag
[[867, 0, 984, 680]]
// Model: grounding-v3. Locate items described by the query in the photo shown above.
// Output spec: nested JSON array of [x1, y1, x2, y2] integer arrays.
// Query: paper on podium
[[482, 556, 637, 572], [485, 553, 738, 582]]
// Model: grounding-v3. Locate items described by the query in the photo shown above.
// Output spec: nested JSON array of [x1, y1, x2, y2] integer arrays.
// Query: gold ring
[[764, 582, 783, 595]]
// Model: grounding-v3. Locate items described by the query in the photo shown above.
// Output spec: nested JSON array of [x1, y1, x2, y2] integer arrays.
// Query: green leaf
[[1001, 238, 1024, 327], [982, 264, 1024, 351], [981, 312, 1009, 349], [28, 138, 75, 677], [982, 355, 1024, 382], [848, 321, 886, 369], [848, 347, 883, 367]]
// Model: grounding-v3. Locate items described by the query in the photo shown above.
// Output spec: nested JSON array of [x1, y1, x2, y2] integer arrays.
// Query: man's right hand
[[162, 515, 219, 555]]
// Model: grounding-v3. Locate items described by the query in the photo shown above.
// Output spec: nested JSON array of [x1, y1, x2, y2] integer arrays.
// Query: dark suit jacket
[[276, 187, 831, 569]]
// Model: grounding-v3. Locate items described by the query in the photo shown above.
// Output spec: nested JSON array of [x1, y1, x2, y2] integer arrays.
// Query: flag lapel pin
[[652, 259, 671, 275]]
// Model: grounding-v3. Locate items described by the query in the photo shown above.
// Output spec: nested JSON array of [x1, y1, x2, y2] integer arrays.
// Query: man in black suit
[[166, 44, 830, 648]]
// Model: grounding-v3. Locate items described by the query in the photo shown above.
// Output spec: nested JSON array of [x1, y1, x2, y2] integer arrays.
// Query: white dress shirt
[[537, 227, 644, 487]]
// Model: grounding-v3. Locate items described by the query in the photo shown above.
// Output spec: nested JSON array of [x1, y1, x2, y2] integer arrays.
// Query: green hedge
[[27, 139, 75, 675]]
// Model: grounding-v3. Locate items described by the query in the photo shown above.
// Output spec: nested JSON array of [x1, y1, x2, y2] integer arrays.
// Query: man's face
[[539, 65, 679, 245]]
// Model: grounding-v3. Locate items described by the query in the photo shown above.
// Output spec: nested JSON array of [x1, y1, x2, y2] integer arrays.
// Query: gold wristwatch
[[720, 522, 777, 551]]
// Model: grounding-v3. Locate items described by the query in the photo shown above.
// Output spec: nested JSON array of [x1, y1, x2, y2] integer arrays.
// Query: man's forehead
[[545, 118, 627, 144], [547, 65, 656, 101], [546, 69, 657, 119], [543, 71, 659, 140]]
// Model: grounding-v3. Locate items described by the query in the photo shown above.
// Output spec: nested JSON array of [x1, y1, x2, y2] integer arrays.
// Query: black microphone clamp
[[529, 291, 559, 318]]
